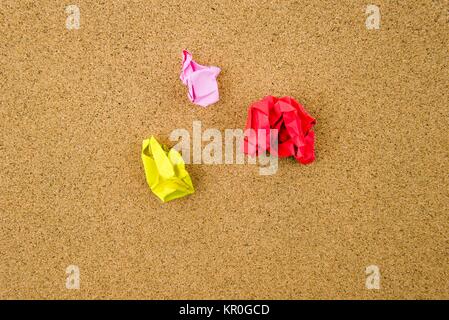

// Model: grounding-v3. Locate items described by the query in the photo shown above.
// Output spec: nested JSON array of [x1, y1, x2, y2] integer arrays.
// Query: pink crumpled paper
[[180, 50, 221, 107]]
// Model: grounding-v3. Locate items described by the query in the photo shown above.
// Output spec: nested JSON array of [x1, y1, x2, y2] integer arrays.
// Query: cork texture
[[1, 0, 448, 299]]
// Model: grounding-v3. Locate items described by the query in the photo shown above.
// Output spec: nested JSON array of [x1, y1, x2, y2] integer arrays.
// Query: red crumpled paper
[[243, 96, 316, 164]]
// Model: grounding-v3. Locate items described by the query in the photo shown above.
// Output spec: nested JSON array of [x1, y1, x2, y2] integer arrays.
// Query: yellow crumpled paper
[[141, 136, 194, 202]]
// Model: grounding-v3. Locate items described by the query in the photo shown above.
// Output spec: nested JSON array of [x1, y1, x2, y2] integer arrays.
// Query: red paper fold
[[243, 96, 316, 164]]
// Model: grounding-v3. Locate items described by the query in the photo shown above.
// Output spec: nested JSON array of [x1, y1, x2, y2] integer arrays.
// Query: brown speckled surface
[[0, 0, 448, 299]]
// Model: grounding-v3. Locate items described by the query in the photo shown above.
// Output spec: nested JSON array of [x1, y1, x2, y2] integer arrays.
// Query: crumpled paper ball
[[243, 96, 316, 164], [180, 49, 221, 107], [141, 136, 194, 202]]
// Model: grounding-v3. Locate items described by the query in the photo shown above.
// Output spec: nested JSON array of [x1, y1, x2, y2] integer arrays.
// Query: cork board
[[1, 0, 448, 299]]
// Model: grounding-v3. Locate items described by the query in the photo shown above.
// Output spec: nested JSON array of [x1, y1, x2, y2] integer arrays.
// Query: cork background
[[1, 0, 448, 299]]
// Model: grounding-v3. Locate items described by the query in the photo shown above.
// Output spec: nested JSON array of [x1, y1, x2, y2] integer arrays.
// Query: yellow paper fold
[[141, 136, 194, 202]]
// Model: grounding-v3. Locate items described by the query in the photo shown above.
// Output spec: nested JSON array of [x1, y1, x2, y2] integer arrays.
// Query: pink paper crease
[[180, 50, 221, 107]]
